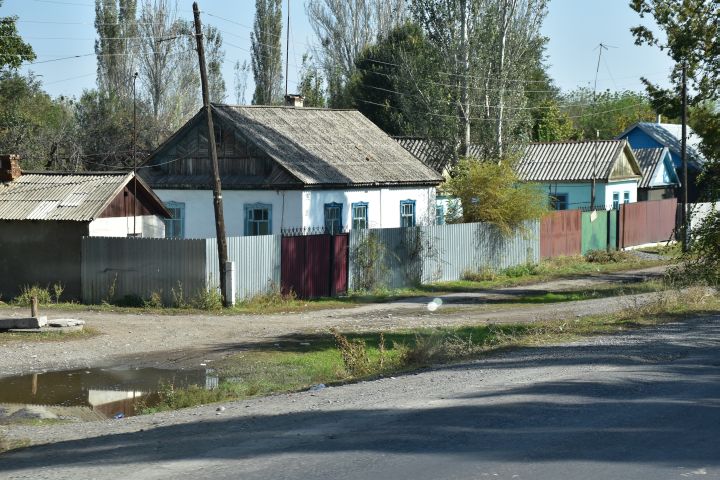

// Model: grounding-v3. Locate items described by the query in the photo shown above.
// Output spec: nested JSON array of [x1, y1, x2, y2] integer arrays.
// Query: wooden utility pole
[[193, 2, 230, 307], [681, 62, 689, 253], [285, 0, 290, 97]]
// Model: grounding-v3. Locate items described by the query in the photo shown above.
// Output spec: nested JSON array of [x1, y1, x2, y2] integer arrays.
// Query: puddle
[[0, 367, 218, 420]]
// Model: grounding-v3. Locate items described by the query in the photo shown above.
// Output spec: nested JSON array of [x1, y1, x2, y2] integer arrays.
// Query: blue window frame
[[245, 203, 272, 236], [324, 202, 343, 233], [164, 202, 185, 239], [351, 202, 368, 230], [435, 202, 445, 225], [623, 191, 630, 204], [612, 192, 620, 210], [550, 193, 568, 211], [400, 200, 416, 227]]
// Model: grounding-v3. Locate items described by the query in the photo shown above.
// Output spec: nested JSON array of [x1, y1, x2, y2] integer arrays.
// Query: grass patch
[[141, 286, 717, 414], [0, 326, 99, 342], [0, 436, 31, 454]]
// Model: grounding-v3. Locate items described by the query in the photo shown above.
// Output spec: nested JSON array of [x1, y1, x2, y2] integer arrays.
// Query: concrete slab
[[8, 325, 83, 334], [0, 316, 47, 329], [48, 319, 85, 328]]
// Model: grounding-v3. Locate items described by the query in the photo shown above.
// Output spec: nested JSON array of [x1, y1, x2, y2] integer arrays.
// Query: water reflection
[[0, 367, 217, 419]]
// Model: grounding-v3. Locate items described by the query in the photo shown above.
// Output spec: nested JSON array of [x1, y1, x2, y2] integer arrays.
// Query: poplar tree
[[251, 0, 283, 105]]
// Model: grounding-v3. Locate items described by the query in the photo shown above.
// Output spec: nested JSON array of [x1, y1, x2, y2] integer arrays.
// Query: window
[[623, 191, 630, 204], [550, 193, 568, 211], [435, 203, 445, 225], [612, 192, 620, 210], [351, 202, 368, 230], [164, 202, 185, 239], [400, 200, 416, 227], [324, 202, 343, 233], [245, 203, 272, 236]]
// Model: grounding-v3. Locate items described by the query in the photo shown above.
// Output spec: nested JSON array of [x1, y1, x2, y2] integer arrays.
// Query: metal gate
[[281, 232, 348, 299]]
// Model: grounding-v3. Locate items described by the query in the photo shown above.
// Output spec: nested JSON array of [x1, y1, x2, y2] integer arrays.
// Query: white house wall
[[602, 181, 638, 209], [88, 215, 166, 238], [302, 187, 436, 230], [155, 187, 435, 238]]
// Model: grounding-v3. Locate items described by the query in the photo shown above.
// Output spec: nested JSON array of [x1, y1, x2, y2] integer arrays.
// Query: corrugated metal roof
[[618, 122, 705, 168], [394, 137, 455, 173], [516, 140, 637, 182], [211, 106, 444, 186], [634, 147, 668, 189], [0, 172, 132, 221]]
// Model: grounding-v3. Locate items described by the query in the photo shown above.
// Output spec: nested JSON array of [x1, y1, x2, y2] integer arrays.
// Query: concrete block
[[48, 319, 85, 327], [0, 316, 47, 329]]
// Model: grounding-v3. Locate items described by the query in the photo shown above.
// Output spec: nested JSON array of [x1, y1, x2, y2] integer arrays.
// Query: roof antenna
[[590, 43, 616, 210]]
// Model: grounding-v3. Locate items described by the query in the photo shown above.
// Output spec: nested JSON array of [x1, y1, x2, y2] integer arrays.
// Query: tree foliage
[[444, 157, 548, 235], [307, 0, 407, 107], [0, 1, 35, 70], [297, 55, 326, 108], [348, 22, 457, 140], [630, 0, 719, 166], [251, 0, 283, 105]]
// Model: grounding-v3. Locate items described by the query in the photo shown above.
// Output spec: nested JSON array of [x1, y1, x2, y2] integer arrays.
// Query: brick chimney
[[284, 94, 304, 108], [0, 154, 21, 182]]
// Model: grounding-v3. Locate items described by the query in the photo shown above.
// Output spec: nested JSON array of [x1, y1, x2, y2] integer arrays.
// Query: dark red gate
[[281, 233, 348, 299]]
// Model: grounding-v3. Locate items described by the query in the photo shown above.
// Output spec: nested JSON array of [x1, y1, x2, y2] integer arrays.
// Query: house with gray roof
[[0, 155, 170, 300], [516, 139, 642, 210], [617, 121, 705, 201], [633, 147, 680, 201], [141, 100, 444, 238]]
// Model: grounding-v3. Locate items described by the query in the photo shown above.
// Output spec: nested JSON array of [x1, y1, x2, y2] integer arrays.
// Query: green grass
[[0, 436, 30, 454], [142, 286, 717, 414]]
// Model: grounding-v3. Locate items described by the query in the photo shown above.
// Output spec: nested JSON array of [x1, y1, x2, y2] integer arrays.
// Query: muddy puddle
[[0, 367, 218, 421]]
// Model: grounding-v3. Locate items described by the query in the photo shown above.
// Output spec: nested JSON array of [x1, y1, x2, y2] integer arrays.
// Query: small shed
[[0, 155, 170, 300]]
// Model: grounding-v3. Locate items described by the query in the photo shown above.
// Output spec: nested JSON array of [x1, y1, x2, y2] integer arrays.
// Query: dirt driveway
[[0, 267, 667, 378]]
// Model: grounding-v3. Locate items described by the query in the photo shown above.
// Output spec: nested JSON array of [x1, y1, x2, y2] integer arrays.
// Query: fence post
[[224, 261, 236, 306]]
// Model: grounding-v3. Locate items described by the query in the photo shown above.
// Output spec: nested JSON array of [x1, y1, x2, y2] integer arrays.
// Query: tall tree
[[0, 0, 36, 70], [234, 60, 250, 104], [94, 0, 138, 98], [630, 0, 719, 194], [297, 54, 326, 108], [205, 25, 227, 103], [411, 0, 549, 159], [251, 0, 283, 105], [307, 0, 407, 107]]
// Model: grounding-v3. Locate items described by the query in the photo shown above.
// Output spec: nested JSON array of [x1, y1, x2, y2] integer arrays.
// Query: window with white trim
[[623, 191, 630, 204], [351, 202, 368, 230], [245, 203, 272, 236], [400, 200, 416, 227], [164, 202, 185, 239], [612, 192, 620, 209]]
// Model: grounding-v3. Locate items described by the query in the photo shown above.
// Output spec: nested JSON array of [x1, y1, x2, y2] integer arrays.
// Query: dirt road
[[0, 267, 667, 378]]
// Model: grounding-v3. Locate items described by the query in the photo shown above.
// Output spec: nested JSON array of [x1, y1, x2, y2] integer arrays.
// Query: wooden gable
[[141, 110, 301, 190], [609, 145, 642, 181]]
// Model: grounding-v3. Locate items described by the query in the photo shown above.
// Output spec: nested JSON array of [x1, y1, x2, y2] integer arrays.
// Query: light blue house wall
[[539, 179, 638, 210]]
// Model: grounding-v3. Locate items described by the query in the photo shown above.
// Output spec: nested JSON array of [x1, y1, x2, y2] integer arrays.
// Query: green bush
[[191, 287, 223, 311], [14, 285, 52, 306]]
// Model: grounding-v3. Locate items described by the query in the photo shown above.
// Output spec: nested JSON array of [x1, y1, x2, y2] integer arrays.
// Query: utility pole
[[132, 71, 138, 237], [284, 0, 290, 97], [590, 43, 612, 211], [193, 2, 230, 307], [681, 62, 689, 253], [459, 0, 470, 157]]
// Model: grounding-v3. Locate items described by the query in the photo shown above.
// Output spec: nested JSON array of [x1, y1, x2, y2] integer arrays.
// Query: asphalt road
[[2, 313, 719, 480]]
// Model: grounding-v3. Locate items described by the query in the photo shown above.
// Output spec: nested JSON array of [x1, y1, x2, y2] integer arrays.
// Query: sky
[[4, 0, 675, 101]]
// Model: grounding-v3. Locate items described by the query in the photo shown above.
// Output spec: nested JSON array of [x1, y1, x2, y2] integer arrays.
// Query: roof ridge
[[213, 104, 357, 112], [529, 139, 623, 146]]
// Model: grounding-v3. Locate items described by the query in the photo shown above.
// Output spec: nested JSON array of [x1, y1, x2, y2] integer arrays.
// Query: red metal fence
[[540, 210, 582, 259], [618, 198, 677, 248], [281, 233, 348, 299]]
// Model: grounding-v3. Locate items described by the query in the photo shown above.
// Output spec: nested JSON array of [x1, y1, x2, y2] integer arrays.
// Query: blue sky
[[5, 0, 674, 100]]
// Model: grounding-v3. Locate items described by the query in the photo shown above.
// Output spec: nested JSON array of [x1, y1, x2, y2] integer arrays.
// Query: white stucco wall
[[302, 187, 436, 230], [88, 215, 166, 238], [154, 186, 436, 238], [602, 180, 638, 209]]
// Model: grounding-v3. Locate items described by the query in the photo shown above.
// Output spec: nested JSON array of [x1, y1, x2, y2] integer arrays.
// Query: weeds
[[171, 281, 188, 308], [584, 249, 632, 263], [52, 282, 64, 304], [144, 291, 163, 309], [331, 328, 371, 376], [190, 287, 223, 311], [13, 285, 52, 306]]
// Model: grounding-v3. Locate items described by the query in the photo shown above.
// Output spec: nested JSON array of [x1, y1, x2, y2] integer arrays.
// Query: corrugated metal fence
[[349, 221, 539, 290], [540, 210, 581, 259], [619, 198, 677, 248], [206, 235, 281, 300], [82, 235, 281, 305], [81, 237, 207, 305]]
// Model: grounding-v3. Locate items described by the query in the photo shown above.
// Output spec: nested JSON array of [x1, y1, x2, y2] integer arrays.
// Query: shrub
[[462, 267, 497, 282], [501, 263, 541, 277], [144, 291, 164, 309], [52, 282, 64, 304], [14, 285, 52, 306], [331, 329, 371, 377], [584, 249, 631, 264], [240, 283, 296, 309], [191, 287, 223, 311]]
